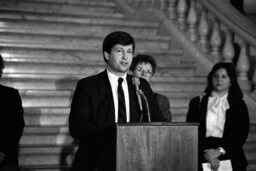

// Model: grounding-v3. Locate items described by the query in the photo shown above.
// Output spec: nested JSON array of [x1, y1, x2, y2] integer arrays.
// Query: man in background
[[0, 54, 25, 171]]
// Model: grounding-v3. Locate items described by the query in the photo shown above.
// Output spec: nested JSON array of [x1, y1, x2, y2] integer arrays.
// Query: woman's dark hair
[[204, 62, 243, 99], [130, 54, 157, 74], [102, 31, 135, 63], [0, 54, 4, 79]]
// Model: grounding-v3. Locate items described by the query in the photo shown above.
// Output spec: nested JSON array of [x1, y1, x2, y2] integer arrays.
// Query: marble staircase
[[0, 0, 255, 170]]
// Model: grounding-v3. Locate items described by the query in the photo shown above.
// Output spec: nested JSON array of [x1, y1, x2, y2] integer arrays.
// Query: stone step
[[19, 91, 199, 107], [246, 130, 256, 171], [19, 144, 75, 166], [1, 77, 204, 93], [22, 0, 108, 3], [0, 18, 160, 38], [0, 33, 170, 52], [20, 165, 70, 171], [2, 73, 205, 84], [23, 105, 189, 116], [18, 89, 203, 100], [1, 48, 183, 67], [23, 113, 187, 127], [247, 124, 256, 141], [23, 106, 188, 123], [248, 162, 256, 171], [246, 151, 256, 161], [20, 153, 71, 166], [0, 8, 123, 22], [0, 0, 116, 16], [0, 11, 156, 27], [2, 61, 196, 76], [21, 126, 72, 145]]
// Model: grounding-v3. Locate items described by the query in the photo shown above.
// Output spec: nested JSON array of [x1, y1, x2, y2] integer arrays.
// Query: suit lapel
[[200, 95, 209, 136], [97, 70, 115, 123]]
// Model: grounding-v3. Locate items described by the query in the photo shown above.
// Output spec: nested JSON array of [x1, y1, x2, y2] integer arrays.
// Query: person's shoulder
[[156, 93, 169, 101], [0, 84, 18, 92], [189, 95, 203, 104], [0, 84, 20, 98], [77, 71, 106, 85], [228, 96, 247, 109]]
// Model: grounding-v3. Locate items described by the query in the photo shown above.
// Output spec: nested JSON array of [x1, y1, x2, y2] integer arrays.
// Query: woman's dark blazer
[[186, 94, 250, 170], [0, 84, 25, 166]]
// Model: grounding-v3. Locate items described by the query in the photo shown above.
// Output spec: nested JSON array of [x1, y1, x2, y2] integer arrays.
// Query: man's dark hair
[[205, 62, 243, 99], [0, 54, 4, 79], [130, 54, 157, 74], [102, 31, 135, 63]]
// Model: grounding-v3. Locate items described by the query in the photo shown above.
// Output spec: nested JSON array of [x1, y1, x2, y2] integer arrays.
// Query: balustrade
[[187, 0, 198, 42], [123, 0, 256, 93], [198, 8, 210, 53], [210, 19, 222, 62], [168, 0, 178, 20], [177, 0, 188, 30], [222, 30, 235, 62]]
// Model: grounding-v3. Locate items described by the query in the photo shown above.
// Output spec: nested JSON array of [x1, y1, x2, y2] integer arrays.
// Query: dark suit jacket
[[186, 94, 250, 171], [69, 70, 166, 171], [155, 93, 172, 121], [0, 85, 24, 167]]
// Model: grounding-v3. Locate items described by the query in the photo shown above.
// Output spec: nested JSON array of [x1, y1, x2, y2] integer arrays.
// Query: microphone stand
[[136, 89, 144, 122], [138, 90, 151, 122], [132, 76, 144, 122]]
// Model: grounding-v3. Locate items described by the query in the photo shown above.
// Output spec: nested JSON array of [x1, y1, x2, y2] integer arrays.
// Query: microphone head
[[132, 76, 140, 86]]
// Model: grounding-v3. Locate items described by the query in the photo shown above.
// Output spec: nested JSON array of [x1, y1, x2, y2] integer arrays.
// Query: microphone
[[132, 76, 151, 122], [132, 76, 143, 122]]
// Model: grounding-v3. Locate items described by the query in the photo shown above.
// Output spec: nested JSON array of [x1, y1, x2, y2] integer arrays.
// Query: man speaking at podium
[[69, 31, 166, 171]]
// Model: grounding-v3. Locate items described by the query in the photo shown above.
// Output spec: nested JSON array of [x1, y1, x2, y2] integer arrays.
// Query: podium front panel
[[116, 123, 198, 171]]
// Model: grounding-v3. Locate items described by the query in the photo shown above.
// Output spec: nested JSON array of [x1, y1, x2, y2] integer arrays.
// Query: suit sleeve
[[0, 89, 24, 156], [186, 97, 200, 123], [69, 80, 110, 141], [221, 100, 250, 153]]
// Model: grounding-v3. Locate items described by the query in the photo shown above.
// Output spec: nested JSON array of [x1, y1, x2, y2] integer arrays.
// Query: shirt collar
[[107, 69, 127, 82]]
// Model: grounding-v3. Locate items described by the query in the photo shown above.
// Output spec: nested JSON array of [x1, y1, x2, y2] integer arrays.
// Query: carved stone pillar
[[210, 19, 222, 62], [177, 0, 188, 30], [222, 30, 235, 62], [236, 42, 251, 90], [198, 8, 210, 53], [187, 0, 198, 42], [168, 0, 178, 20]]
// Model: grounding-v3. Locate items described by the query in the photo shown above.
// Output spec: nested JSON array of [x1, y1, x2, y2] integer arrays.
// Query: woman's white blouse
[[206, 92, 230, 138]]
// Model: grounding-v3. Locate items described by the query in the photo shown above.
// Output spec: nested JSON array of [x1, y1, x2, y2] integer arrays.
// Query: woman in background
[[186, 62, 250, 171]]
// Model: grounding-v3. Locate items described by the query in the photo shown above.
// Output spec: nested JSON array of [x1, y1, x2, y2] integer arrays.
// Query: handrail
[[200, 0, 256, 49]]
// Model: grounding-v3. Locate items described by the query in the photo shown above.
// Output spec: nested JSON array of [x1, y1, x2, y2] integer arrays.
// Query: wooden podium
[[116, 122, 198, 171]]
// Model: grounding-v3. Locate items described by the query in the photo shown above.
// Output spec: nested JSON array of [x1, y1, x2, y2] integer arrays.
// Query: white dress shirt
[[107, 69, 130, 123], [206, 92, 229, 138]]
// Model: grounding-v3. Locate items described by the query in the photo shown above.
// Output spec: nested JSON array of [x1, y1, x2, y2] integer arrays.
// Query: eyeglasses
[[135, 67, 153, 75]]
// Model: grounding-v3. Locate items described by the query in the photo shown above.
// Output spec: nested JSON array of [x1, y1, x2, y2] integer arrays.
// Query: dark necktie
[[118, 78, 126, 123]]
